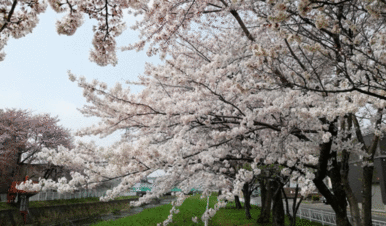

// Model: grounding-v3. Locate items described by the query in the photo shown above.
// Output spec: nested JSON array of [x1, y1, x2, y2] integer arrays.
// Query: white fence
[[291, 206, 386, 226], [0, 190, 137, 202], [239, 198, 386, 226]]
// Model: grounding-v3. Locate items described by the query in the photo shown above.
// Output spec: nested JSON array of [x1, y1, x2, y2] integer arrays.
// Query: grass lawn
[[91, 194, 323, 226], [0, 195, 139, 210]]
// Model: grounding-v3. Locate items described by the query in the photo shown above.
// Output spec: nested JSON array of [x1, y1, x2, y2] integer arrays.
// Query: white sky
[[0, 7, 161, 147]]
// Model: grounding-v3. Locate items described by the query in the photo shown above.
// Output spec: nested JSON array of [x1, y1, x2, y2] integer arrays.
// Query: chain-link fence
[[0, 190, 136, 202]]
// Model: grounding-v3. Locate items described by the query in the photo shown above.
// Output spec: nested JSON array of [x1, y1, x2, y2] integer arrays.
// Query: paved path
[[240, 197, 386, 222]]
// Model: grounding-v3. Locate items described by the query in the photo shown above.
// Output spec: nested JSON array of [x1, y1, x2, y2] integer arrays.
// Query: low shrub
[[311, 195, 320, 201]]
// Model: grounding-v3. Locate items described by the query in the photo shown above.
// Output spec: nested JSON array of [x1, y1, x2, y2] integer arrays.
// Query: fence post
[[300, 209, 302, 219]]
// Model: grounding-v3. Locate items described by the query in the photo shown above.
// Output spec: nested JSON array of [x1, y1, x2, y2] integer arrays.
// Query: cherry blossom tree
[[21, 33, 340, 224], [0, 0, 138, 64], [0, 0, 47, 61], [234, 0, 386, 223], [29, 55, 322, 223], [0, 108, 74, 203], [9, 0, 386, 225]]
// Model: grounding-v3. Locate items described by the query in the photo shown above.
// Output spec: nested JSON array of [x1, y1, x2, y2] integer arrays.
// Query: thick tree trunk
[[235, 195, 243, 209], [341, 149, 361, 226], [314, 170, 352, 226], [313, 119, 352, 226], [327, 185, 352, 226], [346, 193, 361, 226], [315, 179, 351, 226], [351, 111, 382, 226], [271, 180, 284, 226], [335, 211, 352, 226], [362, 166, 373, 226], [242, 183, 251, 219], [257, 179, 271, 223]]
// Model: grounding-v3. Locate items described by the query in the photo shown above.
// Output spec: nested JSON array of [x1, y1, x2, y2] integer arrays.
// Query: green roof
[[140, 187, 151, 191], [131, 186, 151, 191], [131, 185, 190, 192], [171, 187, 182, 192]]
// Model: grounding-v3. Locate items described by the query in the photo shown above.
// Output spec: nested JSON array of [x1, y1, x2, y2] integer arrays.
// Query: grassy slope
[[91, 194, 322, 226]]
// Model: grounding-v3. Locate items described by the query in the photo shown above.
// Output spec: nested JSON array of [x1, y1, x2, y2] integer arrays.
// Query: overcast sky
[[0, 7, 161, 147]]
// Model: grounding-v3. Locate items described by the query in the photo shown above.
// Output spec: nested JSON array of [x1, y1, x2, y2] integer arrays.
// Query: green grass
[[0, 195, 139, 210], [0, 202, 18, 210], [91, 194, 323, 226]]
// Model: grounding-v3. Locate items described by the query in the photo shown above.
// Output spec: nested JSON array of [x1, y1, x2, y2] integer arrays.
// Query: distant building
[[348, 132, 386, 211], [283, 187, 302, 199], [127, 170, 202, 196]]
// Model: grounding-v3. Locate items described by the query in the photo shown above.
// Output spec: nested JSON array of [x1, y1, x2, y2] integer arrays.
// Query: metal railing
[[293, 206, 337, 225], [373, 219, 386, 226], [240, 198, 386, 226], [291, 206, 386, 226]]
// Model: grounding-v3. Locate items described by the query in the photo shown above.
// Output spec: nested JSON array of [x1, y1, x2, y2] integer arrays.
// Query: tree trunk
[[245, 183, 252, 209], [260, 179, 266, 207], [235, 195, 243, 209], [257, 179, 271, 223], [312, 119, 352, 226], [25, 196, 33, 224], [291, 185, 303, 226], [351, 110, 382, 226], [341, 149, 361, 226], [281, 187, 293, 225], [362, 166, 373, 226], [242, 183, 251, 219], [313, 172, 352, 226], [271, 180, 284, 226], [335, 210, 352, 226], [346, 193, 361, 226]]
